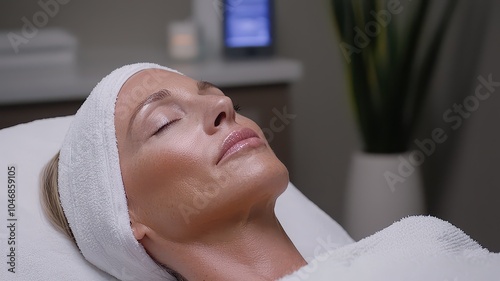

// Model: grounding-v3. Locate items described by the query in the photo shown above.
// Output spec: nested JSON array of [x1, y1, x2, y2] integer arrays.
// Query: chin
[[231, 150, 289, 198], [183, 153, 288, 230]]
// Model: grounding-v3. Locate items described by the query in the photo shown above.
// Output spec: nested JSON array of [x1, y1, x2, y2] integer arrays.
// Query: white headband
[[58, 63, 181, 280]]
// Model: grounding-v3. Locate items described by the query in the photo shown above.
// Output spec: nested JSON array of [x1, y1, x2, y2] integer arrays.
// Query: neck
[[156, 205, 307, 281]]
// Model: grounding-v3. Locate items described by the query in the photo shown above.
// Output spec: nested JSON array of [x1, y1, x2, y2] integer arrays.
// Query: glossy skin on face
[[114, 69, 289, 243]]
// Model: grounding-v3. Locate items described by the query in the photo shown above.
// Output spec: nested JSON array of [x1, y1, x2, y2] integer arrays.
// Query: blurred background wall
[[1, 0, 499, 251]]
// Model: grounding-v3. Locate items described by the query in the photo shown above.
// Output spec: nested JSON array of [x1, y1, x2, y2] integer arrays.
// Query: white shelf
[[0, 47, 302, 105]]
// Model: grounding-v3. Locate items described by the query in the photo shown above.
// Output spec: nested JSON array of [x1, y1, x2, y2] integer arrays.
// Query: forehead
[[115, 68, 192, 113]]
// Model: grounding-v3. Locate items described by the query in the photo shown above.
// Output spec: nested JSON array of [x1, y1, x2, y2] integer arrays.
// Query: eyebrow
[[126, 81, 218, 135], [127, 89, 172, 135], [197, 80, 218, 92]]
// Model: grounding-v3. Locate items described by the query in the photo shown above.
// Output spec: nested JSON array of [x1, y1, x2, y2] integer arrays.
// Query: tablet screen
[[224, 0, 272, 49]]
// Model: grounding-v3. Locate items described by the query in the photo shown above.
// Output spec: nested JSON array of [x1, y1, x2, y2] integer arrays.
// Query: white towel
[[58, 63, 181, 280], [278, 216, 500, 281]]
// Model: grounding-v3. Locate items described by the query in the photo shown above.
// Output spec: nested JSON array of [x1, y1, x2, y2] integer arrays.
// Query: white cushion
[[0, 116, 353, 280]]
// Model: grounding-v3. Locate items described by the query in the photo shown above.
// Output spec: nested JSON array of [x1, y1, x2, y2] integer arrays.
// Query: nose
[[203, 95, 235, 135]]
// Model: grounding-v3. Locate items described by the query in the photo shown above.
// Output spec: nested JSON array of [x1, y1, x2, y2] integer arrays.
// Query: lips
[[217, 128, 264, 164]]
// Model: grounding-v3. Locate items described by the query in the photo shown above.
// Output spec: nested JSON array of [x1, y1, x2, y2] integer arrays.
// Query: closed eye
[[153, 118, 181, 136]]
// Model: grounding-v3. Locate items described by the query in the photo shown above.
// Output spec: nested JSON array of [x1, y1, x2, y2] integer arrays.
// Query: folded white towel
[[58, 63, 181, 280], [278, 216, 500, 281]]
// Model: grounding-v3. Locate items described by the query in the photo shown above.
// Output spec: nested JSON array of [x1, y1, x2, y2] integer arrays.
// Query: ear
[[129, 209, 150, 241], [130, 220, 149, 241]]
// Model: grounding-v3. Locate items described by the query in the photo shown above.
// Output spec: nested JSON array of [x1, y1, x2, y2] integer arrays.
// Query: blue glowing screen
[[225, 0, 271, 48]]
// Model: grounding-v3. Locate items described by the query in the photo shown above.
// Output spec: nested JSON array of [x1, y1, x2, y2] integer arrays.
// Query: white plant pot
[[344, 152, 425, 240]]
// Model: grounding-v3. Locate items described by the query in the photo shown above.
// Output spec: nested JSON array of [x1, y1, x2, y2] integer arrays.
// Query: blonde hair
[[40, 152, 75, 242], [40, 152, 187, 281]]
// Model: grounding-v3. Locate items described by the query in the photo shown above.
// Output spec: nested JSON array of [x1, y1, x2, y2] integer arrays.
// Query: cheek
[[123, 138, 211, 226]]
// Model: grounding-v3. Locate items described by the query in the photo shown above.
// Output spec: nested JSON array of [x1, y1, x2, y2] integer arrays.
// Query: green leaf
[[404, 0, 460, 143], [329, 0, 460, 153]]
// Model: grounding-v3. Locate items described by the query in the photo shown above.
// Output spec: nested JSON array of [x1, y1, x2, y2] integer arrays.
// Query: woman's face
[[114, 69, 288, 242]]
